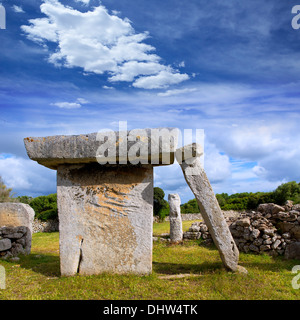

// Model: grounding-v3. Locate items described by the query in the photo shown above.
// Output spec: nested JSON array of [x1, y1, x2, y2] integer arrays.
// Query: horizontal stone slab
[[24, 128, 179, 169]]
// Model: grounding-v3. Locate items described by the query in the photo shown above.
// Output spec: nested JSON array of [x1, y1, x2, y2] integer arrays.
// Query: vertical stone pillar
[[57, 163, 153, 276], [176, 144, 239, 272], [168, 193, 183, 243]]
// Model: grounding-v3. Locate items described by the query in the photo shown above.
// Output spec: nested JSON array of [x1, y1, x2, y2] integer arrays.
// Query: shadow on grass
[[19, 253, 60, 277], [240, 255, 300, 272], [152, 261, 224, 275]]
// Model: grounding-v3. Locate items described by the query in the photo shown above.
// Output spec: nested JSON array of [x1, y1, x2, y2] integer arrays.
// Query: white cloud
[[12, 5, 25, 13], [52, 102, 81, 109], [74, 0, 90, 5], [51, 97, 89, 109], [158, 87, 197, 97], [204, 143, 231, 184], [133, 69, 189, 89], [21, 0, 188, 89], [76, 98, 89, 104], [0, 154, 56, 197]]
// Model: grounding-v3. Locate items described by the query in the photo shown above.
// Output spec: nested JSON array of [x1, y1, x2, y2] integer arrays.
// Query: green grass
[[0, 228, 300, 300], [153, 219, 201, 236]]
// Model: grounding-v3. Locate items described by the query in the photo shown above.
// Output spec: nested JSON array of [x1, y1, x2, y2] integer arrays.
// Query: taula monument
[[24, 127, 241, 276]]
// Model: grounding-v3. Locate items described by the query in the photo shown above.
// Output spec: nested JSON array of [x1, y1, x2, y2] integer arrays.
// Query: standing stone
[[175, 144, 240, 272], [57, 163, 153, 276], [168, 193, 183, 243], [0, 203, 35, 254]]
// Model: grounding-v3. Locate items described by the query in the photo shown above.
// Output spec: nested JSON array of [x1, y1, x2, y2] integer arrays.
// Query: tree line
[[1, 175, 300, 222]]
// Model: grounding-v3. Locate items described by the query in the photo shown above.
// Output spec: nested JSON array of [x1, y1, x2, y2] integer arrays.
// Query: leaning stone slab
[[0, 203, 34, 254], [168, 193, 183, 243], [175, 144, 240, 272]]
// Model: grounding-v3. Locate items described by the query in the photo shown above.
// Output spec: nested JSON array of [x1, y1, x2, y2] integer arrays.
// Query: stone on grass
[[24, 128, 179, 276], [168, 193, 183, 243], [176, 143, 240, 272]]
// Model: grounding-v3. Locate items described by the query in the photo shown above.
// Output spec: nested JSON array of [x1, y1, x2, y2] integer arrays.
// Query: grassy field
[[0, 222, 299, 300]]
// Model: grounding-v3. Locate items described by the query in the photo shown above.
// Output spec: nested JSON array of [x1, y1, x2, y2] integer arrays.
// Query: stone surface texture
[[168, 193, 183, 243], [57, 163, 153, 276], [176, 144, 239, 272], [0, 203, 34, 255], [24, 128, 179, 169]]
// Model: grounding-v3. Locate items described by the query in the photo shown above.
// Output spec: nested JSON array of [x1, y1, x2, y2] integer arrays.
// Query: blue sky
[[1, 0, 300, 203]]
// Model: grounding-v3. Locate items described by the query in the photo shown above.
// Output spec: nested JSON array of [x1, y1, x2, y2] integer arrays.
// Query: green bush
[[15, 195, 33, 204], [273, 181, 300, 205], [30, 193, 58, 221], [180, 198, 200, 213], [153, 187, 169, 221], [182, 182, 300, 212]]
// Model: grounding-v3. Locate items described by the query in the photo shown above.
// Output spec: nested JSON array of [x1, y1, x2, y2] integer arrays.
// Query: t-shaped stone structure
[[24, 128, 240, 275], [24, 128, 178, 276]]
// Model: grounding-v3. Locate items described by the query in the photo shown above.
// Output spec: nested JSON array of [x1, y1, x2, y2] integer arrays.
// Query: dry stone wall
[[184, 202, 300, 259], [0, 203, 34, 259], [32, 219, 59, 233], [0, 226, 30, 259]]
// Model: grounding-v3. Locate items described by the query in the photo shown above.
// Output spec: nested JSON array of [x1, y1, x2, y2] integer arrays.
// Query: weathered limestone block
[[24, 128, 179, 169], [175, 144, 240, 272], [168, 193, 183, 243], [57, 163, 153, 276], [0, 203, 34, 254]]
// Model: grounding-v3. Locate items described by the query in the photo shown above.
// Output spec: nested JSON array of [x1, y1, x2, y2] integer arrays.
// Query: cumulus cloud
[[211, 125, 282, 161], [0, 154, 56, 197], [204, 143, 231, 184], [21, 0, 188, 89]]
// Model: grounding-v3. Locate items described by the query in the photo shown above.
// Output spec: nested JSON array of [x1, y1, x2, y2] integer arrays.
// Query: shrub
[[30, 193, 58, 221], [0, 176, 13, 202], [273, 181, 300, 205], [180, 198, 200, 213], [153, 187, 169, 221]]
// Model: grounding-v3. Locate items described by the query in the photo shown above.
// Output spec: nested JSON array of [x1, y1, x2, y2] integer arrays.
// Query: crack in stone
[[77, 238, 83, 274]]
